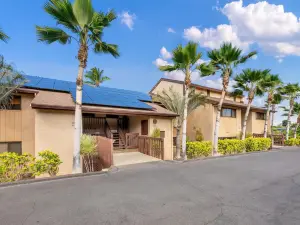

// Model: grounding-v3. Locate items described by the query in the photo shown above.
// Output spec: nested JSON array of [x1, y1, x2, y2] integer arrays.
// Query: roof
[[31, 90, 177, 117], [149, 78, 224, 95], [207, 97, 267, 112], [23, 75, 152, 110]]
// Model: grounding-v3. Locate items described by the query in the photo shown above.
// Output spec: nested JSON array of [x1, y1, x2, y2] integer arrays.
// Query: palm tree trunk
[[264, 103, 271, 138], [241, 99, 252, 140], [176, 126, 181, 159], [73, 66, 84, 174], [270, 104, 275, 148], [212, 89, 226, 155], [181, 84, 189, 160], [294, 123, 299, 139], [286, 100, 294, 141]]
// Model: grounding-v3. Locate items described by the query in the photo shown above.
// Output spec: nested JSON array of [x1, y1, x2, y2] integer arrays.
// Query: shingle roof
[[23, 75, 152, 110]]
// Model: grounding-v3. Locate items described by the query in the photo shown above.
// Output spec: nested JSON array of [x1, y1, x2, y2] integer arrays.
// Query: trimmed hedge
[[218, 139, 245, 155], [284, 138, 300, 146], [245, 138, 271, 152], [186, 141, 212, 159]]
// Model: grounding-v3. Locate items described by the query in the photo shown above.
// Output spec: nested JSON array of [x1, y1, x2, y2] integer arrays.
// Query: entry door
[[141, 120, 148, 135]]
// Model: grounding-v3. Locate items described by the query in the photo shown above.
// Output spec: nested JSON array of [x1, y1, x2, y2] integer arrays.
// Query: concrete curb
[[167, 147, 288, 164], [0, 166, 120, 188]]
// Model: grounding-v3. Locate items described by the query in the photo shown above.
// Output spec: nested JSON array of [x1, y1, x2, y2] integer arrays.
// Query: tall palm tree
[[159, 42, 212, 160], [153, 87, 207, 159], [281, 102, 300, 139], [0, 28, 9, 43], [84, 67, 110, 87], [36, 0, 119, 173], [262, 74, 282, 137], [201, 43, 257, 155], [269, 93, 282, 148], [232, 69, 269, 140], [281, 83, 300, 140], [0, 56, 25, 107]]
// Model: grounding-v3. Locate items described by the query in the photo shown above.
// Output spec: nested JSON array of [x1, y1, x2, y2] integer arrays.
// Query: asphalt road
[[1, 148, 300, 225]]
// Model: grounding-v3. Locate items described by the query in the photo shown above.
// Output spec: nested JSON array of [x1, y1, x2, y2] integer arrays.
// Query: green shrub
[[245, 138, 271, 152], [218, 139, 245, 155], [35, 150, 62, 177], [80, 134, 98, 173], [193, 127, 204, 142], [186, 141, 212, 159], [284, 138, 300, 146], [151, 128, 161, 138], [0, 152, 35, 182]]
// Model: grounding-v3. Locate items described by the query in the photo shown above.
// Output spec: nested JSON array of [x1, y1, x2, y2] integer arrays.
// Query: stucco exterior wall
[[151, 80, 184, 95], [248, 111, 271, 134], [187, 104, 214, 141], [0, 93, 35, 155], [35, 109, 74, 175], [149, 117, 174, 160], [129, 116, 149, 135]]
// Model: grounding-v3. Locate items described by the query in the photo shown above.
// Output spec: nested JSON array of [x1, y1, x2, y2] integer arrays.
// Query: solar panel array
[[23, 75, 153, 110]]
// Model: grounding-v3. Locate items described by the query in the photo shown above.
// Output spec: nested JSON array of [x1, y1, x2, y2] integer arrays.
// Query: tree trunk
[[73, 66, 84, 174], [181, 84, 189, 160], [241, 99, 252, 140], [294, 123, 299, 139], [176, 126, 181, 159], [263, 103, 271, 138], [270, 104, 275, 148], [212, 90, 226, 156], [286, 99, 294, 141]]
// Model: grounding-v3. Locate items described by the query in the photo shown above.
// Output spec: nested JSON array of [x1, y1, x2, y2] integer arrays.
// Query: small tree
[[232, 69, 269, 140], [281, 103, 300, 139], [84, 67, 110, 87], [153, 87, 206, 159], [80, 134, 98, 173], [35, 150, 63, 177]]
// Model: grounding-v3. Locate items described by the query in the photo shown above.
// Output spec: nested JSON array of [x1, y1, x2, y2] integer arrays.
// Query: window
[[0, 142, 22, 154], [0, 95, 21, 110], [221, 108, 236, 118], [256, 112, 266, 120]]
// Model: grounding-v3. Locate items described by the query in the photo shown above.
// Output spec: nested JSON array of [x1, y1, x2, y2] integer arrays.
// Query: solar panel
[[23, 75, 153, 110]]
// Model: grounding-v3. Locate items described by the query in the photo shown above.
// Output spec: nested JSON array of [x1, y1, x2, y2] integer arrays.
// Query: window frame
[[256, 112, 266, 120], [221, 108, 237, 118], [0, 95, 22, 110], [0, 142, 22, 154]]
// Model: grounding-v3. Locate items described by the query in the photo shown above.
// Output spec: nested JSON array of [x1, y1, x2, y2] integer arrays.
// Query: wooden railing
[[126, 133, 139, 149], [253, 133, 284, 146], [138, 136, 164, 160]]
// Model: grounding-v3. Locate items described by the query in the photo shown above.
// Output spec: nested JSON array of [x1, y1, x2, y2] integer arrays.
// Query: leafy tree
[[153, 86, 206, 159], [0, 27, 9, 43], [281, 83, 300, 140], [0, 56, 25, 108], [84, 67, 110, 87], [36, 0, 119, 173], [281, 103, 300, 139], [201, 43, 257, 154], [158, 42, 212, 160], [232, 69, 269, 140], [262, 74, 282, 137]]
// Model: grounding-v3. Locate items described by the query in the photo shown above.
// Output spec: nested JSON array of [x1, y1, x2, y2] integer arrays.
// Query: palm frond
[[94, 42, 119, 57], [73, 0, 94, 29], [0, 28, 9, 43], [36, 26, 71, 44]]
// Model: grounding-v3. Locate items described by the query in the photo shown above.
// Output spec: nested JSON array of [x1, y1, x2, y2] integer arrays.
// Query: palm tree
[[0, 28, 9, 43], [262, 74, 282, 137], [292, 103, 300, 138], [153, 87, 207, 159], [36, 0, 119, 173], [84, 67, 110, 87], [159, 42, 212, 160], [232, 69, 269, 140], [201, 43, 257, 155], [269, 93, 282, 148], [0, 56, 25, 107], [281, 83, 300, 140]]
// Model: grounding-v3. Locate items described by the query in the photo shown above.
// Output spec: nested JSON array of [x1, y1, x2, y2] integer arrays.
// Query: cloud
[[160, 47, 172, 60], [120, 11, 136, 30], [199, 78, 236, 92], [184, 0, 300, 60], [153, 58, 170, 67], [167, 28, 176, 33]]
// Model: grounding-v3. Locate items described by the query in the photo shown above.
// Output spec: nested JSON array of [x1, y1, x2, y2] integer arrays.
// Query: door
[[141, 120, 148, 135]]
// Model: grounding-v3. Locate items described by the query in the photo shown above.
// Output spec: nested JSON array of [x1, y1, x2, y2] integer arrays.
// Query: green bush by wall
[[284, 138, 300, 146], [218, 139, 245, 155], [245, 138, 271, 152], [186, 141, 212, 159]]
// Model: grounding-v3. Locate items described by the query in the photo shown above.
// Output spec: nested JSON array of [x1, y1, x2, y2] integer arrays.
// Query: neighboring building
[[0, 76, 176, 175], [150, 78, 270, 141]]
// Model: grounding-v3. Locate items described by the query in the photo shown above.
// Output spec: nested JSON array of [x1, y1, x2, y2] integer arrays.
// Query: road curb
[[0, 166, 120, 188]]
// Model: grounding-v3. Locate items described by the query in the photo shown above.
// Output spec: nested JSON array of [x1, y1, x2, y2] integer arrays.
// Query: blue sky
[[1, 0, 300, 124]]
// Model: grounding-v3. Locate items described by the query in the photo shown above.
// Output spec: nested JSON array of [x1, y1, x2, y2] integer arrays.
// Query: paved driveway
[[1, 148, 300, 225]]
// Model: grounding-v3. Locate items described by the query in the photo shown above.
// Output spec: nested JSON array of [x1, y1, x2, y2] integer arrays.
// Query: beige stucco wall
[[187, 104, 214, 141], [35, 109, 74, 175], [148, 117, 174, 160], [0, 93, 35, 155], [129, 116, 149, 135], [152, 80, 184, 95], [247, 111, 271, 134]]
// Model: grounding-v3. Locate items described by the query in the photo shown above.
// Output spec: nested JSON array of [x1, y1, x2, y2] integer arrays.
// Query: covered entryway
[[113, 151, 161, 167]]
